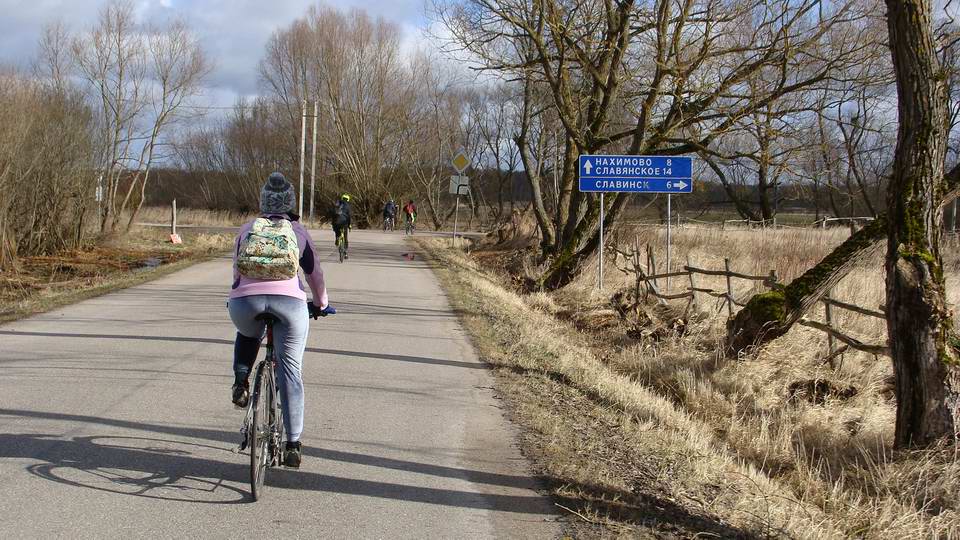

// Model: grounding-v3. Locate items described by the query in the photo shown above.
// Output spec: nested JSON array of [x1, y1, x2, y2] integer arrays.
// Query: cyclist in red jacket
[[403, 200, 417, 223]]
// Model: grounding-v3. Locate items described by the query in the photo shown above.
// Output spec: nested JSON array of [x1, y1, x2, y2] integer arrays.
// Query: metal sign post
[[666, 194, 672, 290], [449, 176, 469, 240], [599, 193, 604, 288], [578, 154, 694, 291], [454, 194, 460, 240]]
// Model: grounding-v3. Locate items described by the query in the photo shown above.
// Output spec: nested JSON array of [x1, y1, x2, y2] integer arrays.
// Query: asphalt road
[[0, 229, 559, 539]]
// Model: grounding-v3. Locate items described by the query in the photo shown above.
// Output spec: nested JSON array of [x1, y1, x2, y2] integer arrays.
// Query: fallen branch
[[798, 318, 889, 356]]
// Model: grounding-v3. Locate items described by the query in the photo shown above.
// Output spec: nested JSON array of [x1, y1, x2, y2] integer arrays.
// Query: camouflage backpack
[[236, 217, 300, 280]]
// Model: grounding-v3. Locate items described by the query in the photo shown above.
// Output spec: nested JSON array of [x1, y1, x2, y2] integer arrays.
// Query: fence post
[[171, 199, 177, 236], [648, 245, 658, 290], [633, 235, 642, 301], [724, 257, 734, 317], [686, 254, 698, 310], [825, 288, 837, 367]]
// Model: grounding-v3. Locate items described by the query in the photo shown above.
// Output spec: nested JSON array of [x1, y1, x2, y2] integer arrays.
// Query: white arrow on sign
[[674, 180, 688, 190], [584, 160, 593, 175]]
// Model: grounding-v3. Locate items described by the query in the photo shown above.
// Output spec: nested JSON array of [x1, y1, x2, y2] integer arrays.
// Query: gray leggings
[[228, 294, 309, 442]]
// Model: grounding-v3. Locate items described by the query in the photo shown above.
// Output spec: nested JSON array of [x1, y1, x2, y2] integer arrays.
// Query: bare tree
[[470, 84, 522, 220], [71, 0, 208, 234], [438, 0, 872, 288], [0, 68, 94, 270], [405, 52, 475, 229]]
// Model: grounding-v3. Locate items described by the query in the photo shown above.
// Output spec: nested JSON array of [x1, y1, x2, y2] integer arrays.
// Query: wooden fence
[[609, 237, 890, 360]]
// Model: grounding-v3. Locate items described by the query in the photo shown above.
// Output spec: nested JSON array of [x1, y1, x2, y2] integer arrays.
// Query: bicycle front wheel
[[249, 364, 269, 500]]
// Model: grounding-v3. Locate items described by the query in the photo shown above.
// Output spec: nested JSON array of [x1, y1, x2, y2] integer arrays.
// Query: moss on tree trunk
[[726, 217, 886, 354]]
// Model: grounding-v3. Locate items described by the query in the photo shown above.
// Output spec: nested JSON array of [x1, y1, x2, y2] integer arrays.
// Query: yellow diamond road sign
[[452, 151, 470, 173]]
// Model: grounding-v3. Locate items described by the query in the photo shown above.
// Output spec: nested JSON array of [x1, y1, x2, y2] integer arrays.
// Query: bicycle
[[404, 216, 416, 236], [383, 216, 395, 232], [237, 313, 284, 502], [236, 305, 334, 501], [336, 228, 347, 263]]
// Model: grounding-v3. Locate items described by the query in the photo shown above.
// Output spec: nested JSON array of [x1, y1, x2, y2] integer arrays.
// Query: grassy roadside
[[419, 230, 960, 539], [0, 228, 232, 323], [419, 238, 817, 539]]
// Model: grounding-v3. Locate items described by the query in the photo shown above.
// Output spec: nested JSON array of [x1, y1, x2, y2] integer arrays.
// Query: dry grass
[[422, 227, 960, 539], [134, 206, 258, 228], [134, 206, 332, 230], [0, 227, 232, 322]]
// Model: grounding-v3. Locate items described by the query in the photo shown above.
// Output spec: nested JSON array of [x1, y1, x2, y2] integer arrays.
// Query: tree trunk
[[884, 0, 960, 447], [515, 76, 556, 251], [537, 192, 631, 290]]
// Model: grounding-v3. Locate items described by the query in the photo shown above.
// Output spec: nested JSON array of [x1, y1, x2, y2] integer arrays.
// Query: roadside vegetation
[[135, 206, 257, 229], [422, 225, 960, 538], [0, 228, 231, 323]]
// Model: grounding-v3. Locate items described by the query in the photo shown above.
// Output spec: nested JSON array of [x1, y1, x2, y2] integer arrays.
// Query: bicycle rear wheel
[[249, 363, 269, 500]]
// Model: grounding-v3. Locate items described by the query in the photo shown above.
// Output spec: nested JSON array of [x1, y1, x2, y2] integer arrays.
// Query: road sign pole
[[666, 194, 672, 290], [453, 194, 460, 241], [599, 193, 604, 289]]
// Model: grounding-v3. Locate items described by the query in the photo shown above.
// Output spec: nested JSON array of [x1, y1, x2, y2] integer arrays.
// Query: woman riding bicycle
[[228, 172, 332, 468]]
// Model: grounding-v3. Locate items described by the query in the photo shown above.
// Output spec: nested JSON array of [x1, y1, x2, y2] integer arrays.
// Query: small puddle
[[137, 257, 163, 271]]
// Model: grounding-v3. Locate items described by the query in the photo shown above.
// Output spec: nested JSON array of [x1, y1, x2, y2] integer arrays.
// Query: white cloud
[[0, 0, 435, 106]]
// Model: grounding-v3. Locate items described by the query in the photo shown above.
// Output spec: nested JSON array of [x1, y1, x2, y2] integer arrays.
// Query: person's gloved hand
[[307, 302, 336, 319]]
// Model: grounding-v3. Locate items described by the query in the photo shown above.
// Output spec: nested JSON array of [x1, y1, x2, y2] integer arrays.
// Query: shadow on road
[[0, 408, 550, 513], [0, 331, 484, 370], [2, 433, 249, 504]]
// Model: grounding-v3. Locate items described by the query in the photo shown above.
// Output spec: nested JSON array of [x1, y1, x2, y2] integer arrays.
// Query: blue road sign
[[578, 155, 693, 193]]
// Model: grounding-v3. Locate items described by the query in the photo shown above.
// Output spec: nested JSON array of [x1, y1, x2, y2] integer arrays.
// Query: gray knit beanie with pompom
[[260, 172, 296, 215]]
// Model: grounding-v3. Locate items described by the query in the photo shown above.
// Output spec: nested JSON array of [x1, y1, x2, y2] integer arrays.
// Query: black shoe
[[231, 382, 249, 408], [283, 441, 302, 468]]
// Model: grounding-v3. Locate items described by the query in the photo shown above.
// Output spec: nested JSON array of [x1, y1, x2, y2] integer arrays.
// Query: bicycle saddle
[[255, 313, 280, 323]]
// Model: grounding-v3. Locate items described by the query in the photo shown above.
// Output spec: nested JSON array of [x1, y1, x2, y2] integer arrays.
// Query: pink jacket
[[229, 216, 329, 308]]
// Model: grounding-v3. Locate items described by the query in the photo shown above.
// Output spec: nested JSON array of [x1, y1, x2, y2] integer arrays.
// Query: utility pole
[[310, 100, 318, 221], [298, 99, 307, 217]]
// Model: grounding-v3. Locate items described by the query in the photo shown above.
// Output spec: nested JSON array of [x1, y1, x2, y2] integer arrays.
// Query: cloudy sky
[[0, 0, 435, 107]]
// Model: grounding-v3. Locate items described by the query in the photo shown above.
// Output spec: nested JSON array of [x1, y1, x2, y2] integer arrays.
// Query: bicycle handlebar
[[307, 301, 336, 319]]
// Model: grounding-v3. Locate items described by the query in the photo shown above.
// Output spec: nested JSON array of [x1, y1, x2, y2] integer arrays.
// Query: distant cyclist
[[383, 199, 397, 230], [403, 200, 417, 231], [332, 194, 352, 258], [228, 172, 334, 468]]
